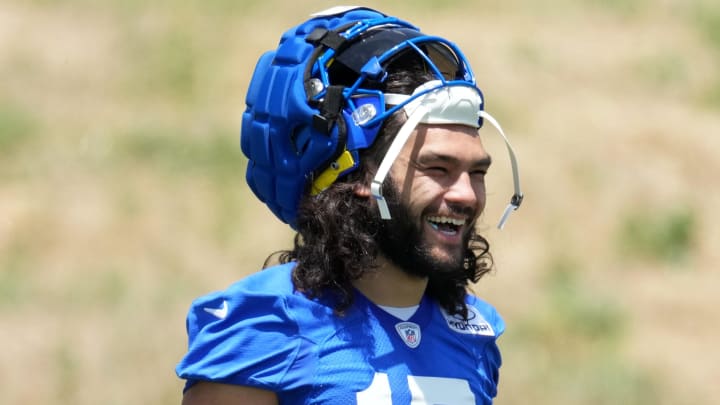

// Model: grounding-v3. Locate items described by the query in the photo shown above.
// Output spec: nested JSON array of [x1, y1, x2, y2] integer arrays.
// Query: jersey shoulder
[[176, 263, 322, 391], [460, 294, 506, 338]]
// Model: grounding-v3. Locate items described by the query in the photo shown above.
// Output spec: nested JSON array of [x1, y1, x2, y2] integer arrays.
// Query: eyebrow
[[416, 152, 493, 168]]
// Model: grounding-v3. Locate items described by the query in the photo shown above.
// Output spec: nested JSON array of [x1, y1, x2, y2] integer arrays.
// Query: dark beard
[[374, 179, 470, 279]]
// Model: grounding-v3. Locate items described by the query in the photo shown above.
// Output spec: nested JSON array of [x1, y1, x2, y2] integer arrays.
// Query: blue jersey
[[176, 263, 504, 404]]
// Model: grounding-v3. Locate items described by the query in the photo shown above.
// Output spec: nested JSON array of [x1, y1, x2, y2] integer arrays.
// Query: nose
[[445, 172, 481, 208]]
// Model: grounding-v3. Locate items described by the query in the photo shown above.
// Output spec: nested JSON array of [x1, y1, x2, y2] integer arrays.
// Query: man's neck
[[353, 257, 428, 307]]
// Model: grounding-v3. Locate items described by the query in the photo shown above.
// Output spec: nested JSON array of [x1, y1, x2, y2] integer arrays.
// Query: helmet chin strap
[[478, 110, 524, 229], [370, 87, 523, 229], [370, 104, 429, 220]]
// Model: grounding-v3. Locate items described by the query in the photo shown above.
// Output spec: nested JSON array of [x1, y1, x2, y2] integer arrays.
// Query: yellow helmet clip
[[310, 149, 356, 195]]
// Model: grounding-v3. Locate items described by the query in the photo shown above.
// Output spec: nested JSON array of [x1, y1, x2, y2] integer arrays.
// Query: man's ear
[[353, 183, 372, 198]]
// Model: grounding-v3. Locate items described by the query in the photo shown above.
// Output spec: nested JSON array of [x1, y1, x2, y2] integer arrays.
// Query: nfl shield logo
[[395, 322, 422, 348]]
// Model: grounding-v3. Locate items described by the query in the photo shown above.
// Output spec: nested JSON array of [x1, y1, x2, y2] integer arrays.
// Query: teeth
[[427, 216, 466, 226]]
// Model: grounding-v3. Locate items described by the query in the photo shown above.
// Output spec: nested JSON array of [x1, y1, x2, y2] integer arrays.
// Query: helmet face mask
[[241, 7, 523, 229], [323, 27, 465, 85]]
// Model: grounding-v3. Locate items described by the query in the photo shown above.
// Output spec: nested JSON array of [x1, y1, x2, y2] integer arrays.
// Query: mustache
[[435, 204, 476, 219]]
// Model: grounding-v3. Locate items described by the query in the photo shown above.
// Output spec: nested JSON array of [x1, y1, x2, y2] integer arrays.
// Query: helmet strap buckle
[[312, 85, 345, 135]]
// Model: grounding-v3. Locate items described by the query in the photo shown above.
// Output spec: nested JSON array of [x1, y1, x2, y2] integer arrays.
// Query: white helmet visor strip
[[370, 82, 524, 229]]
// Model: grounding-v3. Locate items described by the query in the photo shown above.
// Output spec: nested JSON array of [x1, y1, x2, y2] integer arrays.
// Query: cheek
[[390, 182, 434, 221], [408, 179, 443, 204], [476, 180, 487, 197], [475, 182, 487, 206]]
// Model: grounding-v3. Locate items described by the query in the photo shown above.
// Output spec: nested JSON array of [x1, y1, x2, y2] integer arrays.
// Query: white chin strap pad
[[371, 81, 523, 229], [370, 104, 428, 220], [478, 110, 524, 229]]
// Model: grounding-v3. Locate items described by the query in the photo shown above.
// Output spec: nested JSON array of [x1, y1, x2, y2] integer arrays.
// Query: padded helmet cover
[[240, 7, 481, 228]]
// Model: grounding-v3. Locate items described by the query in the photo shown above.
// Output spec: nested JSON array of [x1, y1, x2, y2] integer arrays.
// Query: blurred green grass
[[617, 205, 696, 264], [1, 0, 719, 404], [0, 101, 39, 154]]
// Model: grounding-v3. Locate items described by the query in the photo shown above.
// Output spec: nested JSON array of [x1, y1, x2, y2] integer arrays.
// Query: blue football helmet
[[240, 6, 522, 229]]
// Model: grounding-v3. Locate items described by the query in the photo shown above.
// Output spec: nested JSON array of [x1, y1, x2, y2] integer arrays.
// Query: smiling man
[[176, 6, 523, 405], [371, 123, 492, 279]]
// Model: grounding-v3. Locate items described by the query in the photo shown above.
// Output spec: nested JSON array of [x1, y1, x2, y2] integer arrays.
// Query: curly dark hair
[[264, 50, 494, 319]]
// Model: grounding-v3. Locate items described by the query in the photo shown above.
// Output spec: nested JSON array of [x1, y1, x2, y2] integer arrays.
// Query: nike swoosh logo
[[203, 300, 228, 319]]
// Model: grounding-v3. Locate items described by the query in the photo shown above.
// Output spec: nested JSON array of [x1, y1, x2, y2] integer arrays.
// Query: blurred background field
[[1, 0, 719, 404]]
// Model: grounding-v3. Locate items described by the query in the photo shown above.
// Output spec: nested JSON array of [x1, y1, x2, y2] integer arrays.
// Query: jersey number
[[356, 372, 475, 404]]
